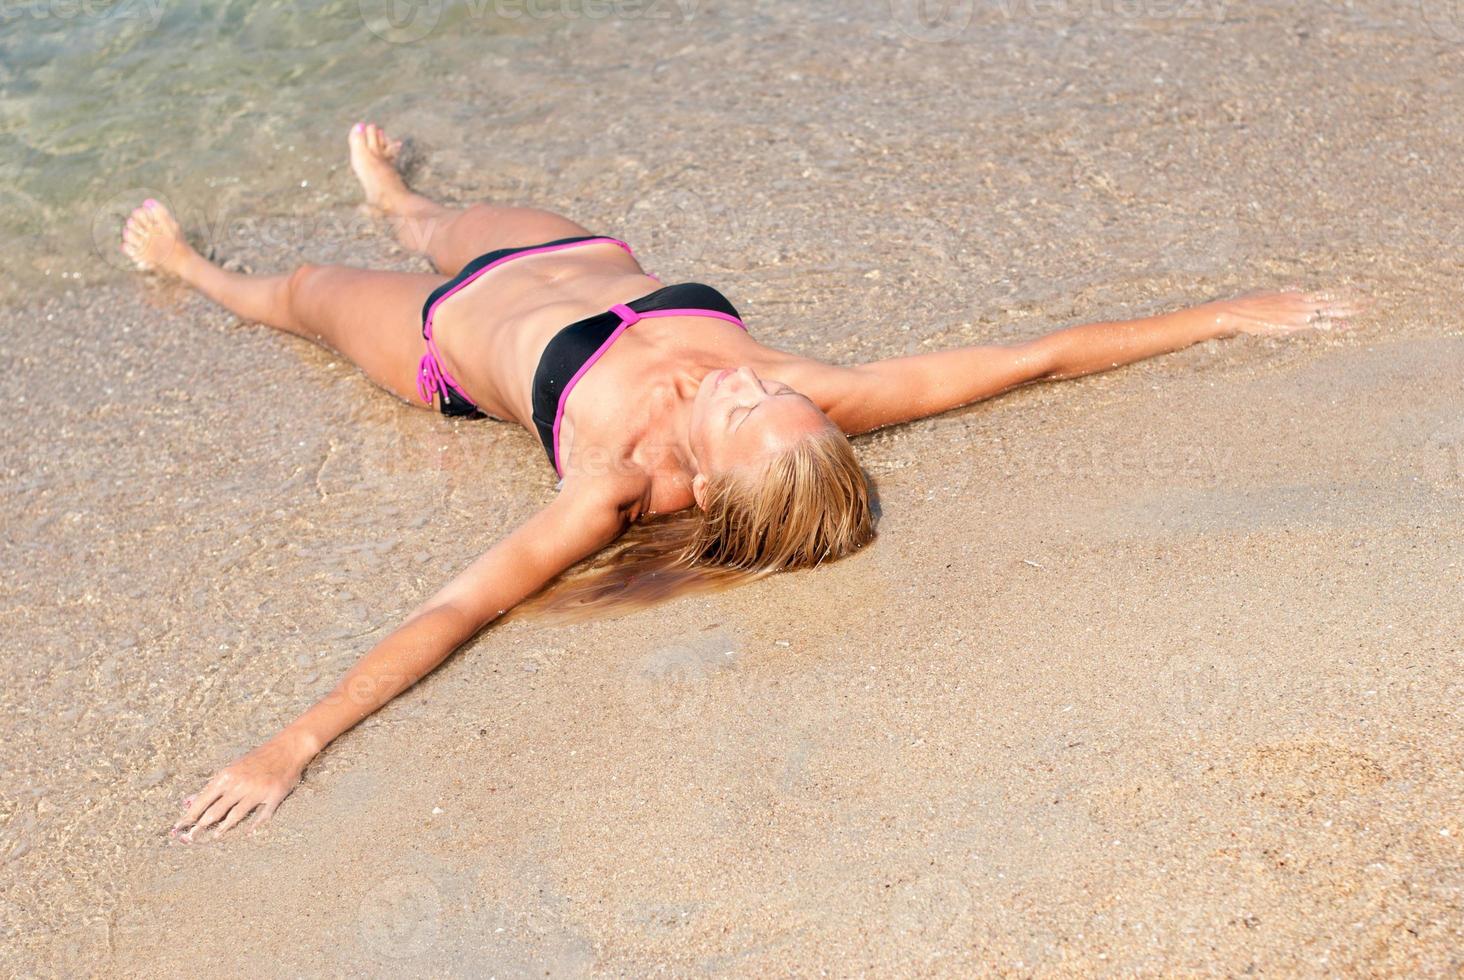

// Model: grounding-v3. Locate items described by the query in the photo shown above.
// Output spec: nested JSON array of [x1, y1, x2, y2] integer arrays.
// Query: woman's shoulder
[[561, 454, 698, 526], [556, 465, 657, 523]]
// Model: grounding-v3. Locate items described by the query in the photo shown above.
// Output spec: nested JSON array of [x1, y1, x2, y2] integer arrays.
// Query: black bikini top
[[530, 282, 746, 476]]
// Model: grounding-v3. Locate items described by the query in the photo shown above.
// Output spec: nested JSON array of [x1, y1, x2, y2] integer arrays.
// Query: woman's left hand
[[1213, 288, 1368, 337], [170, 731, 313, 842]]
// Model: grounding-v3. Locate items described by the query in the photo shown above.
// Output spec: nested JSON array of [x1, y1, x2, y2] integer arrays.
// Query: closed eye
[[735, 390, 805, 431]]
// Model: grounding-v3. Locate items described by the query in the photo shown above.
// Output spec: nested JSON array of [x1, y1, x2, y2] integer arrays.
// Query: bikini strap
[[418, 236, 638, 409]]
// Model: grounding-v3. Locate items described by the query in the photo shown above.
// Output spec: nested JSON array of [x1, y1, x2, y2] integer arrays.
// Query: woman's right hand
[[171, 730, 315, 842], [1212, 288, 1368, 337]]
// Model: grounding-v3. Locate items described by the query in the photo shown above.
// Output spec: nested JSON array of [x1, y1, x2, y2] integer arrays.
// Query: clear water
[[0, 0, 549, 300]]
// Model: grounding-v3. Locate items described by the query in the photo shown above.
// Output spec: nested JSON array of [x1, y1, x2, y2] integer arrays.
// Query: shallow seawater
[[0, 0, 581, 300], [7, 0, 1464, 975]]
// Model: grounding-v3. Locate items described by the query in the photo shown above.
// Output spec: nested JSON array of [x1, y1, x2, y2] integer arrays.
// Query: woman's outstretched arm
[[171, 481, 630, 841], [783, 289, 1364, 435]]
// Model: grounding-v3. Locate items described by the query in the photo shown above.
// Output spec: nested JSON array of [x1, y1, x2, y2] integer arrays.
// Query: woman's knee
[[287, 261, 324, 293], [282, 263, 331, 334]]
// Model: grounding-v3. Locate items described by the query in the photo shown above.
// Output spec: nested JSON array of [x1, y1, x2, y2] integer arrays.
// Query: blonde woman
[[123, 123, 1362, 840]]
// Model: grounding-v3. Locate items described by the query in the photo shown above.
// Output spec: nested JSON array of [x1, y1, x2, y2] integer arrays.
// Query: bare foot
[[121, 199, 194, 276], [348, 121, 408, 212]]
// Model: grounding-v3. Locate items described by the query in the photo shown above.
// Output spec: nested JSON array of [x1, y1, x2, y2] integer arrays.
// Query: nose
[[729, 368, 770, 403], [730, 366, 767, 396]]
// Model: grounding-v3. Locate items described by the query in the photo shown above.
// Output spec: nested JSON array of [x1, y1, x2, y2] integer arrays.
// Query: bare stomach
[[425, 245, 662, 427]]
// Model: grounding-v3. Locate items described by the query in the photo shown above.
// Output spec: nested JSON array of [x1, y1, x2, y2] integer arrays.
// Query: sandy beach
[[3, 0, 1462, 974]]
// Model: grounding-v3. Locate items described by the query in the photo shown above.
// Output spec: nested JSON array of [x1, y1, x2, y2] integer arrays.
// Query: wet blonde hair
[[520, 425, 875, 621]]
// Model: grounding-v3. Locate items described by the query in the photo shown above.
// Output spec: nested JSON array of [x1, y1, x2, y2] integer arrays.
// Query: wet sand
[[3, 1, 1463, 974]]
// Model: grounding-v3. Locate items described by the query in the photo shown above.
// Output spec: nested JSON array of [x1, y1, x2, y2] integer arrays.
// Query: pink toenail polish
[[353, 122, 364, 133], [144, 198, 157, 207]]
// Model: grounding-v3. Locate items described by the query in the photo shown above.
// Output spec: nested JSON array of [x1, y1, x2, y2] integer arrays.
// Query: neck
[[637, 361, 706, 486]]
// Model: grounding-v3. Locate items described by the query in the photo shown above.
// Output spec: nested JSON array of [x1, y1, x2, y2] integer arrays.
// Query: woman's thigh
[[425, 205, 595, 276], [286, 264, 447, 405]]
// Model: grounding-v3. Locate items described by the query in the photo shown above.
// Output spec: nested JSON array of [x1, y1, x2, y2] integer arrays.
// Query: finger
[[188, 794, 241, 840], [175, 781, 225, 831], [1309, 288, 1368, 310], [247, 799, 282, 836], [1324, 299, 1367, 318], [212, 797, 260, 839]]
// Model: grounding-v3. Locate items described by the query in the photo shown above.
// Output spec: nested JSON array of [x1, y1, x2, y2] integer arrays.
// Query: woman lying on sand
[[124, 123, 1362, 841]]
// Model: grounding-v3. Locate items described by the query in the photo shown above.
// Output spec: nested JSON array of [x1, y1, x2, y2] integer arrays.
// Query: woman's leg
[[348, 122, 595, 276], [122, 200, 444, 405]]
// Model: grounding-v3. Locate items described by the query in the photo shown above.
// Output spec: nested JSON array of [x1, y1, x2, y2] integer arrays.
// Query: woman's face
[[689, 366, 830, 476]]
